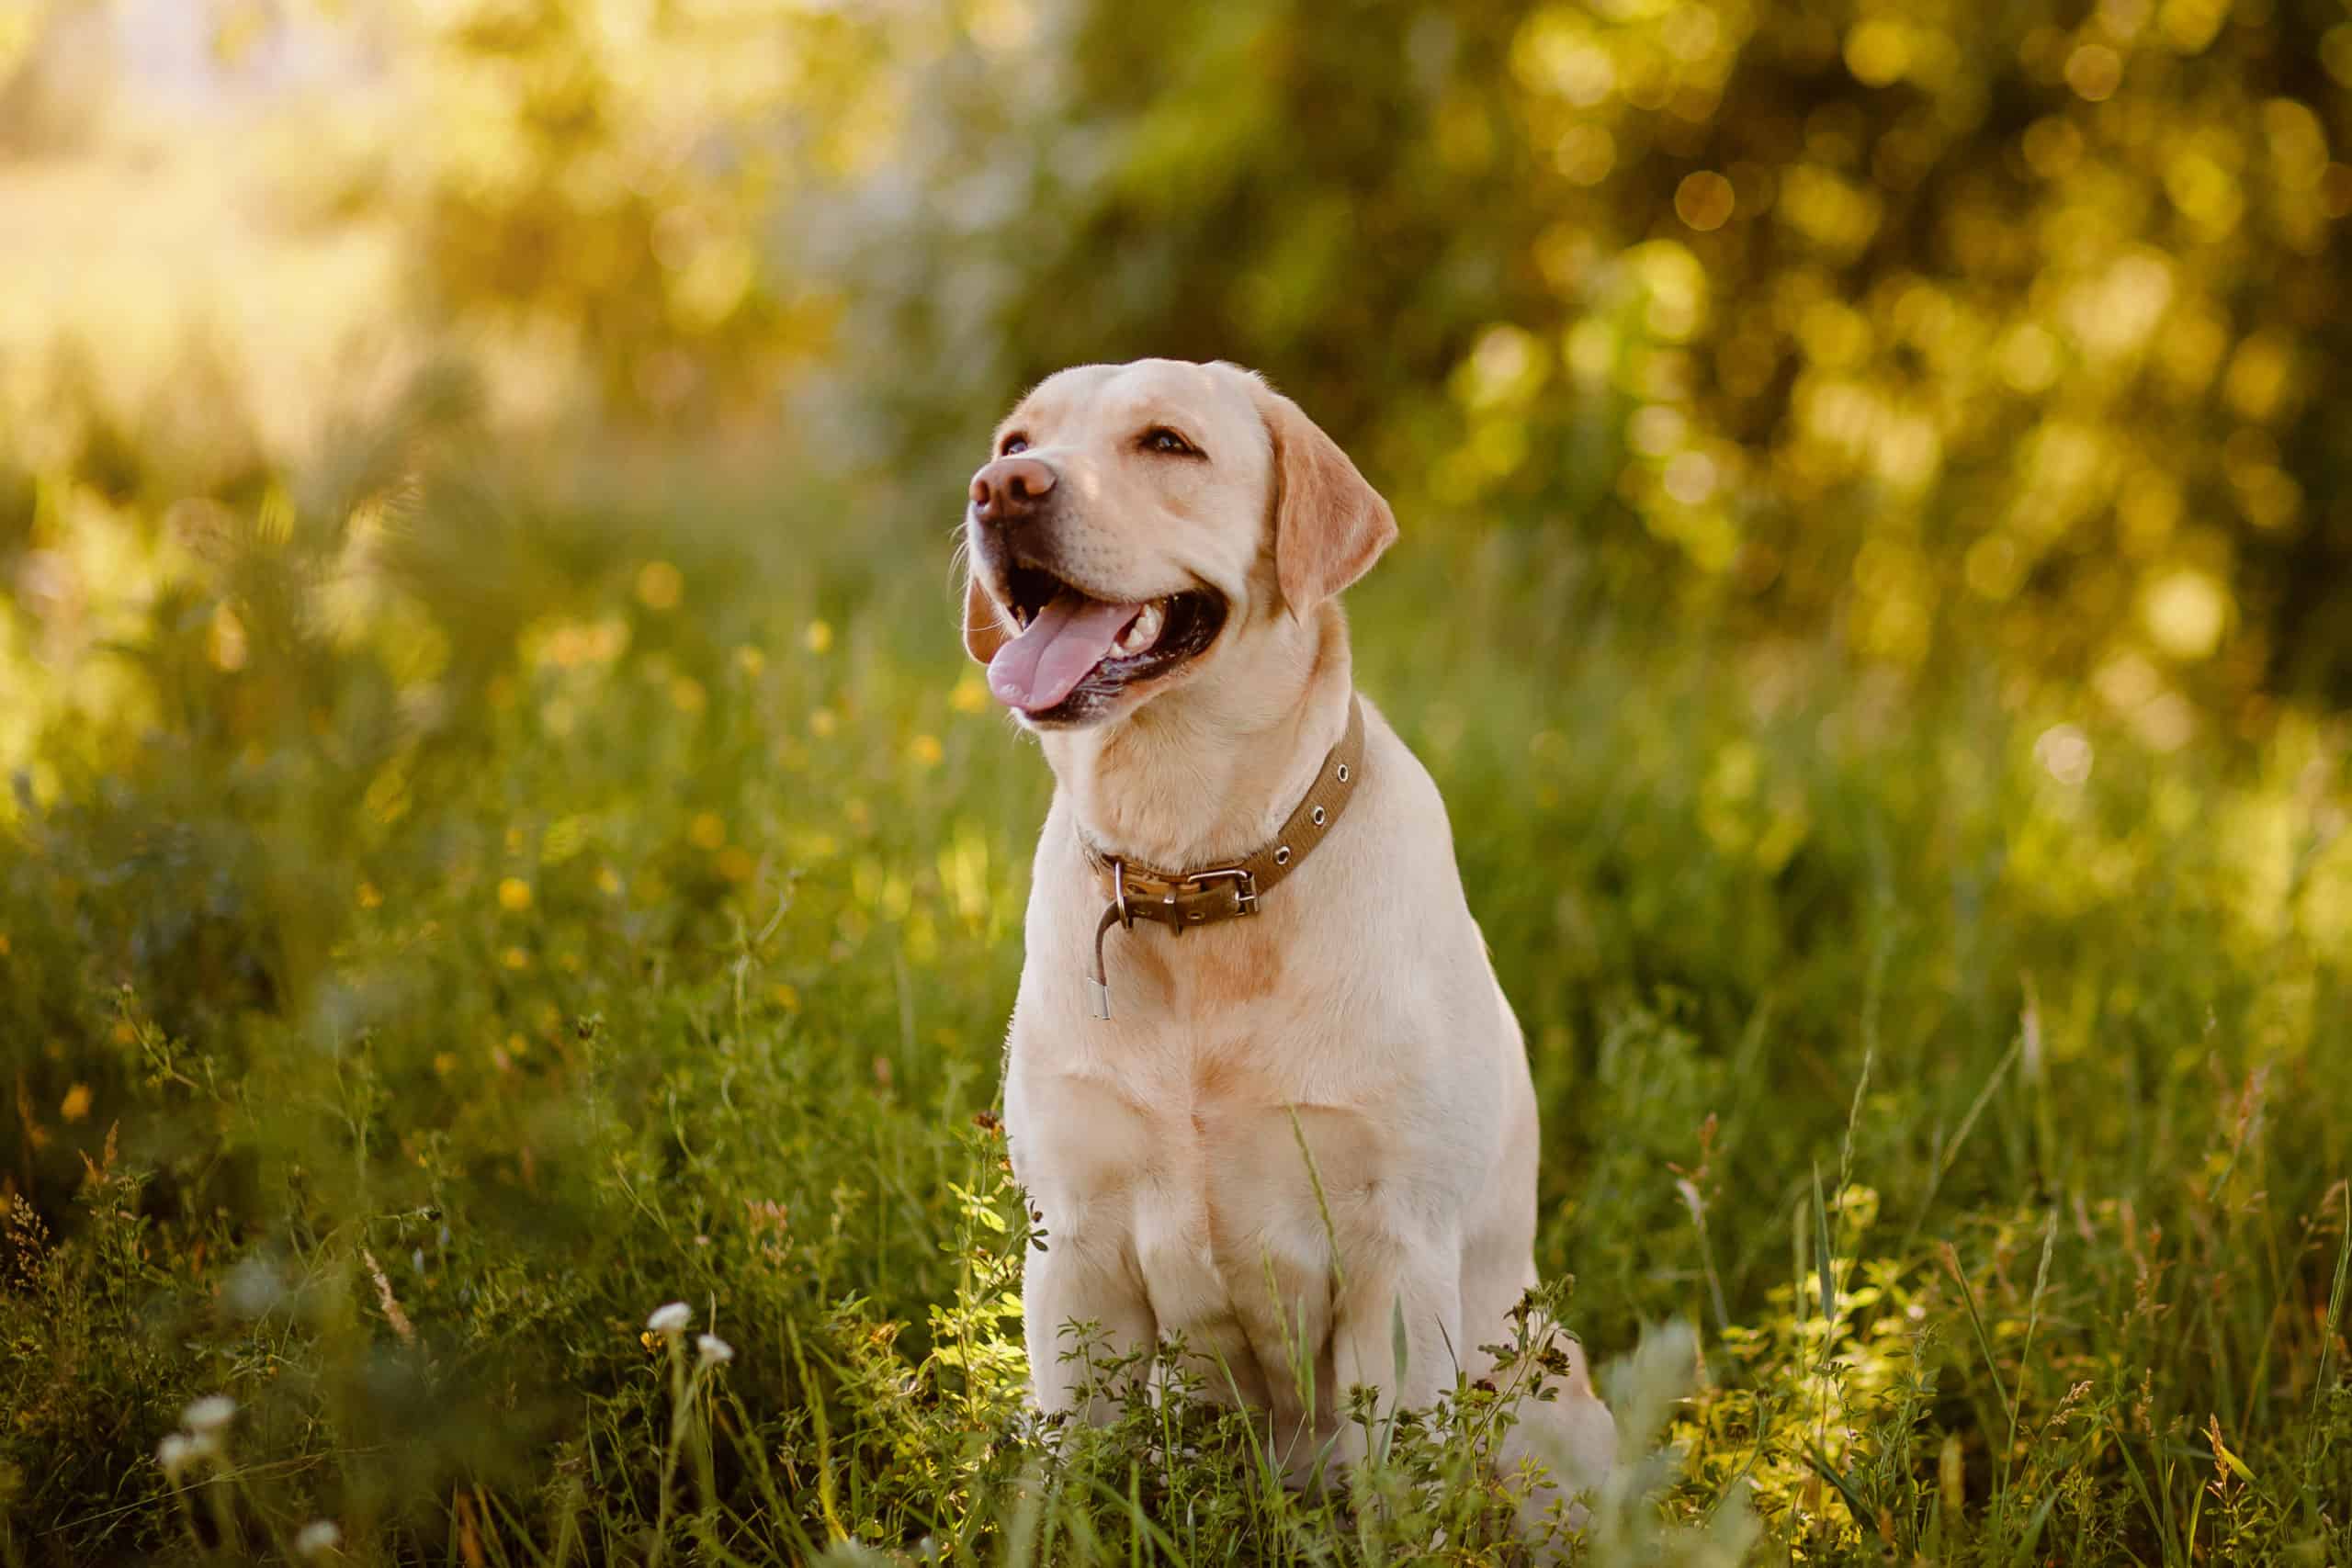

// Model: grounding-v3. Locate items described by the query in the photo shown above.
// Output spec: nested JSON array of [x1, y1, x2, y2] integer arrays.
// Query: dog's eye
[[1140, 427, 1198, 457], [1000, 434, 1029, 456]]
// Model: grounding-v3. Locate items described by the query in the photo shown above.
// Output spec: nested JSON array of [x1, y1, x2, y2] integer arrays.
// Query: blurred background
[[7, 0, 2352, 727], [3, 1, 2349, 1562]]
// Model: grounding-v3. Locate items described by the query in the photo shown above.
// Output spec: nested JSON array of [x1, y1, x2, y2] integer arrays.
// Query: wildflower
[[182, 1395, 236, 1434], [646, 1301, 691, 1334], [804, 619, 833, 654], [636, 560, 684, 611], [696, 1334, 734, 1367], [157, 1433, 195, 1479], [295, 1519, 343, 1558], [60, 1084, 92, 1122], [497, 877, 533, 912], [210, 604, 249, 671], [909, 734, 944, 768]]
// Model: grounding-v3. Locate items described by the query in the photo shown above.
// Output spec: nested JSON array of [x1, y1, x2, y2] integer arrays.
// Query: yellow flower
[[809, 707, 839, 738], [209, 604, 248, 671], [950, 671, 989, 714], [636, 560, 684, 611], [503, 946, 531, 970], [688, 812, 727, 850], [734, 644, 766, 677], [60, 1084, 92, 1122], [670, 676, 707, 714], [356, 882, 383, 909], [804, 619, 834, 654], [497, 877, 533, 912], [770, 982, 800, 1012], [434, 1053, 458, 1077], [909, 734, 944, 768], [716, 846, 756, 882], [596, 866, 622, 895]]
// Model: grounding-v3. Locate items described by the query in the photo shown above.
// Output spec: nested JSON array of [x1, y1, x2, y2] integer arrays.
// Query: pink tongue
[[988, 591, 1142, 712]]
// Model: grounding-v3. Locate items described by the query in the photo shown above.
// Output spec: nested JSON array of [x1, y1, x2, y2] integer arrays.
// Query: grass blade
[[1802, 1439, 1882, 1540]]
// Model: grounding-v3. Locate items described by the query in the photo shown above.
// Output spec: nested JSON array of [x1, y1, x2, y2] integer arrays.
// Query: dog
[[959, 357, 1614, 1529]]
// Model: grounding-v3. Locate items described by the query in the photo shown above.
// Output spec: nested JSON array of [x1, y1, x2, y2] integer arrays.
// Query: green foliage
[[861, 0, 2352, 706], [1, 369, 2347, 1561], [4, 0, 2352, 1561]]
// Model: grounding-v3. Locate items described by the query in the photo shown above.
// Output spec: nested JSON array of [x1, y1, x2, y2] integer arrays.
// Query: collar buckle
[[1186, 864, 1259, 917]]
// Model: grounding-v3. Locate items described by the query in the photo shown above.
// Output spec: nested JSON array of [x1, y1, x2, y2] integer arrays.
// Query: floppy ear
[[1250, 378, 1398, 614], [962, 567, 1012, 665]]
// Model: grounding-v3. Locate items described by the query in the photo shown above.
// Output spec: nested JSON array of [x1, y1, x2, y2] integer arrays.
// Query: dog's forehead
[[1002, 360, 1262, 446]]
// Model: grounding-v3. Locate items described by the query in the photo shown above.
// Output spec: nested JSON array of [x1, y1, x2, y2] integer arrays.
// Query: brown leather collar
[[1079, 696, 1367, 1020]]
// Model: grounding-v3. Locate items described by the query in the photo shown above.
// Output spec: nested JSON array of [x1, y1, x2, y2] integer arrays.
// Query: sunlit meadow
[[4, 3, 2350, 1564]]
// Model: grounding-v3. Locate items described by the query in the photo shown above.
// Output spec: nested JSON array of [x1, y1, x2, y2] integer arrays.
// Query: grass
[[2, 424, 2348, 1565]]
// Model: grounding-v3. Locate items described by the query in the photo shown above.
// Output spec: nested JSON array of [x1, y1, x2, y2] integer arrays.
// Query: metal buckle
[[1187, 865, 1259, 916], [1111, 859, 1133, 929]]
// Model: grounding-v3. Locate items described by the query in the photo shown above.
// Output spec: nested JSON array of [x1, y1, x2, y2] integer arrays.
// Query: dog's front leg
[[1327, 1248, 1463, 1467], [1495, 1326, 1615, 1541], [1022, 1224, 1158, 1427]]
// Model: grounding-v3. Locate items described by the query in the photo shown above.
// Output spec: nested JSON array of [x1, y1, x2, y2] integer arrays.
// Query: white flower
[[182, 1395, 236, 1434], [695, 1333, 734, 1367], [645, 1301, 692, 1334], [157, 1433, 196, 1478], [295, 1519, 344, 1557]]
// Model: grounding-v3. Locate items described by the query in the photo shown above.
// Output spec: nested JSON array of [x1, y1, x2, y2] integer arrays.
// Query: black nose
[[969, 456, 1057, 526]]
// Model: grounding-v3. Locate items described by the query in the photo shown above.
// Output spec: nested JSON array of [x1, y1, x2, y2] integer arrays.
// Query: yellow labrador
[[959, 357, 1613, 1523]]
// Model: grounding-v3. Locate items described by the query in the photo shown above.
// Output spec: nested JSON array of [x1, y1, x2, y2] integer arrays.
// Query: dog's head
[[959, 358, 1396, 729]]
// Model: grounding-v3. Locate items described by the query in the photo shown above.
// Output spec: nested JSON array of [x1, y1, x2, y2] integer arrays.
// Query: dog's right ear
[[962, 569, 1011, 665], [1248, 377, 1398, 616]]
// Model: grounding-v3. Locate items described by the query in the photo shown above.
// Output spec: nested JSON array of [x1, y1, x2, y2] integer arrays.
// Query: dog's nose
[[969, 456, 1057, 526]]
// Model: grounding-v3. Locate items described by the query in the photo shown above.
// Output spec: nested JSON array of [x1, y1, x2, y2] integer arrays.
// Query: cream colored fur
[[961, 358, 1613, 1528]]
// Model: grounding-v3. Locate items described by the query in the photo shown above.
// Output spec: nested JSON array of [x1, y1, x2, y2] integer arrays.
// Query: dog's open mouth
[[986, 564, 1227, 722]]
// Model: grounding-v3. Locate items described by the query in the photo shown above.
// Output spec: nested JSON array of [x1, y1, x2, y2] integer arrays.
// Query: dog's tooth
[[1118, 601, 1163, 654]]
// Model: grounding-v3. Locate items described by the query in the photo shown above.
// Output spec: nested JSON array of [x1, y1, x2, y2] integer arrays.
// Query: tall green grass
[[2, 444, 2346, 1564]]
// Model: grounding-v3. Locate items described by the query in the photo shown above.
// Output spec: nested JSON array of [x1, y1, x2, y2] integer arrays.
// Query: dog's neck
[[1038, 602, 1355, 873]]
